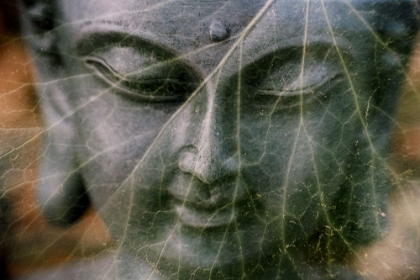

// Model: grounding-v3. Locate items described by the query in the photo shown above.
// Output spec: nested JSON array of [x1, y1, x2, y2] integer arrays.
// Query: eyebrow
[[75, 28, 178, 58], [241, 35, 355, 66]]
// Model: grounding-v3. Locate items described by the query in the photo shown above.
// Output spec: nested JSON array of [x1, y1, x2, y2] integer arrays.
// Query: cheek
[[240, 94, 350, 181], [75, 91, 181, 205], [239, 88, 359, 229]]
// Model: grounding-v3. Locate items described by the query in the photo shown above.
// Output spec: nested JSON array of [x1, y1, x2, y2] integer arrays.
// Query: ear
[[20, 0, 56, 53], [38, 92, 91, 226], [20, 0, 91, 225]]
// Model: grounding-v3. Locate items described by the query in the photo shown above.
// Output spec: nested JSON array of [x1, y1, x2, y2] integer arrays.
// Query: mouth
[[167, 174, 248, 229], [174, 203, 237, 229]]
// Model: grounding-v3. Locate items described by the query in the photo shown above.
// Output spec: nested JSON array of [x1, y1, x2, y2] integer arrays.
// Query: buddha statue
[[19, 0, 419, 278]]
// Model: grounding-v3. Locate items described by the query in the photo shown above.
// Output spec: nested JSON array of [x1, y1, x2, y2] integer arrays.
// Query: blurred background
[[0, 1, 420, 279], [0, 2, 111, 279]]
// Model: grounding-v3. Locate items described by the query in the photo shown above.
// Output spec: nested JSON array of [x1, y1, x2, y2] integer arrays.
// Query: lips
[[175, 203, 236, 229], [167, 171, 249, 229]]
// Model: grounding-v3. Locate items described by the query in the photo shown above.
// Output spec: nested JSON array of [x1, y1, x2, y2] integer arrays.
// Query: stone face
[[19, 0, 418, 279]]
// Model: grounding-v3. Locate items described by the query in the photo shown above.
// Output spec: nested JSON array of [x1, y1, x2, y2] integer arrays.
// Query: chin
[[138, 220, 280, 277]]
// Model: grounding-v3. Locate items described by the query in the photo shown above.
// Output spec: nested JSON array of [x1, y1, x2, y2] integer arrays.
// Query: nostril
[[178, 150, 238, 185], [178, 151, 215, 184], [178, 152, 197, 174], [178, 150, 217, 184]]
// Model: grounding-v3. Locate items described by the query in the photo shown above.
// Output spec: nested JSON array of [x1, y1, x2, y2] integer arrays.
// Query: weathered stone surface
[[19, 1, 419, 279]]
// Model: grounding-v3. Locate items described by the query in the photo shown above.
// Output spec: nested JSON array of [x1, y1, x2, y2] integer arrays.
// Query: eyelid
[[86, 71, 183, 103], [85, 56, 180, 83], [253, 48, 343, 97], [85, 55, 197, 102], [256, 71, 341, 97], [85, 56, 126, 80]]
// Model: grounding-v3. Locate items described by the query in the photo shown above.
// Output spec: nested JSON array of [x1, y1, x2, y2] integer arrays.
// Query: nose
[[178, 132, 238, 185], [177, 84, 239, 185]]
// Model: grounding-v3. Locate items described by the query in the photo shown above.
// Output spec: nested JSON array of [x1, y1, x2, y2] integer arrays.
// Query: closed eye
[[257, 51, 341, 93], [84, 46, 199, 103], [256, 68, 342, 97], [248, 48, 345, 109]]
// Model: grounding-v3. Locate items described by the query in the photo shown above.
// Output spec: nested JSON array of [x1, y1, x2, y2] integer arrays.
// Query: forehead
[[59, 0, 376, 47], [57, 0, 408, 77]]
